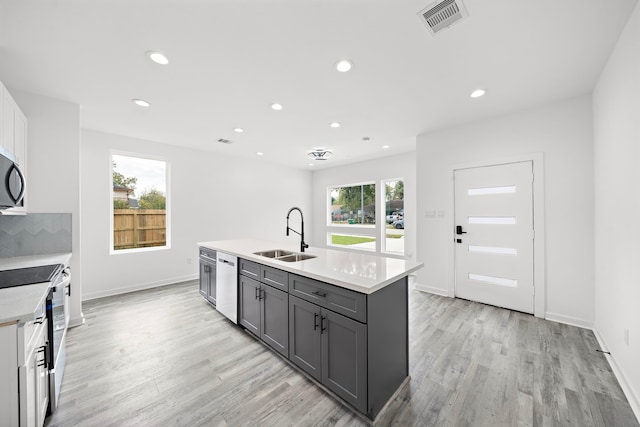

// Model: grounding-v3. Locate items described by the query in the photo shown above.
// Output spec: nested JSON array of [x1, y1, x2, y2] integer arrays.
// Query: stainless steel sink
[[253, 249, 316, 262], [276, 253, 316, 262], [253, 249, 293, 258]]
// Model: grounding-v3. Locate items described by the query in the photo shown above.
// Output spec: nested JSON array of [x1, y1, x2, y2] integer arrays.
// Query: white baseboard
[[83, 274, 199, 301], [68, 314, 85, 328], [413, 283, 451, 297], [544, 311, 593, 329], [592, 328, 640, 423]]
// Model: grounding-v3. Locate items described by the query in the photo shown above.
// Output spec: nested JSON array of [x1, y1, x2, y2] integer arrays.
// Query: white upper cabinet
[[0, 80, 28, 214]]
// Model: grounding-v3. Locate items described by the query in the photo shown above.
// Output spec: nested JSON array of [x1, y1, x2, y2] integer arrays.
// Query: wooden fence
[[114, 209, 166, 250]]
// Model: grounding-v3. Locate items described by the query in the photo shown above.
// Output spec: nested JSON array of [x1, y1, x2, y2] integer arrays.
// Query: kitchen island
[[198, 239, 423, 420]]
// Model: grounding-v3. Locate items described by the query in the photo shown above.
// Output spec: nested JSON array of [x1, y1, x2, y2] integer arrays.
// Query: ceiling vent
[[417, 0, 468, 36], [308, 149, 333, 161], [217, 138, 232, 144]]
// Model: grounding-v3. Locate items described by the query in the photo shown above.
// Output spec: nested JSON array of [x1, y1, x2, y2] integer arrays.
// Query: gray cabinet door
[[260, 284, 288, 357], [207, 262, 217, 305], [199, 262, 209, 298], [289, 295, 321, 381], [321, 309, 368, 413], [239, 276, 260, 335]]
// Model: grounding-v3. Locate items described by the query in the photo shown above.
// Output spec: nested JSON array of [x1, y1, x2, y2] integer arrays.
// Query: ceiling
[[0, 0, 637, 170]]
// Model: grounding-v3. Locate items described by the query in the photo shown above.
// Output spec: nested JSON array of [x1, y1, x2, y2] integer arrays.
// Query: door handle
[[456, 225, 467, 235]]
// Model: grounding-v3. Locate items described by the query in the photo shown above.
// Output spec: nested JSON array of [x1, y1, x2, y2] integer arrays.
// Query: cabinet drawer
[[239, 258, 260, 279], [261, 265, 288, 291], [289, 274, 366, 323], [199, 247, 216, 263]]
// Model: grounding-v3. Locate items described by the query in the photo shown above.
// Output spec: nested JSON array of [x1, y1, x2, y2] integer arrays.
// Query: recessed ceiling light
[[147, 51, 169, 65], [336, 60, 353, 72], [330, 122, 341, 128], [233, 128, 244, 133], [271, 103, 283, 111], [132, 99, 150, 107], [256, 152, 264, 156], [308, 163, 314, 167], [382, 145, 390, 149], [470, 89, 486, 98]]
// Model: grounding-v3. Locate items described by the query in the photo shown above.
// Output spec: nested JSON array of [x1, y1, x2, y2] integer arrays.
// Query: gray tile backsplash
[[0, 213, 72, 258]]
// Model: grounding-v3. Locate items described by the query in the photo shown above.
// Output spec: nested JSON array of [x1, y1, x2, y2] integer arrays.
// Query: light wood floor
[[45, 281, 638, 427]]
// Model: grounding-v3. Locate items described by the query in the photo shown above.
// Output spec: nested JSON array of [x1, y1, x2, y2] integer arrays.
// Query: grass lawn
[[332, 235, 376, 245]]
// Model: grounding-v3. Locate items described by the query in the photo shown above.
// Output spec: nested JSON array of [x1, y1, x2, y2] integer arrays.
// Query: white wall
[[81, 129, 312, 299], [310, 152, 417, 261], [12, 91, 84, 327], [416, 95, 595, 326], [593, 1, 640, 416]]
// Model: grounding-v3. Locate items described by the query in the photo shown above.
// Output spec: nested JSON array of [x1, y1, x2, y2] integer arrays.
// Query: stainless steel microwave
[[0, 149, 25, 209]]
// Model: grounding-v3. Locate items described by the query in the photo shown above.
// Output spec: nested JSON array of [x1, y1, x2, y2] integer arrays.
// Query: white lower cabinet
[[0, 317, 49, 427], [19, 318, 49, 427]]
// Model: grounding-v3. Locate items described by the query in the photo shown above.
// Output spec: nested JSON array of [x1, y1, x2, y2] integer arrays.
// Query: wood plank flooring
[[45, 281, 638, 427]]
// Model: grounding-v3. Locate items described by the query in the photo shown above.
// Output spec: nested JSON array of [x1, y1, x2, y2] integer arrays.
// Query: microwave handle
[[7, 163, 25, 204]]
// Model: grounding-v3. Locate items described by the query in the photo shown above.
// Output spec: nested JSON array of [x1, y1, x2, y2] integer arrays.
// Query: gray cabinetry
[[239, 275, 260, 335], [199, 248, 216, 305], [239, 263, 289, 357], [236, 259, 408, 420], [289, 294, 368, 413], [289, 295, 321, 380]]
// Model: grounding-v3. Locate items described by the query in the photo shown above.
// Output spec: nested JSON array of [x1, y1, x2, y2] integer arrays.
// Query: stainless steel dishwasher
[[216, 252, 238, 323]]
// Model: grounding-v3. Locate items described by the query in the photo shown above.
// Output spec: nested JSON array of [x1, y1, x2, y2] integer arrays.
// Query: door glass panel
[[468, 245, 517, 256], [468, 273, 517, 287], [468, 185, 516, 196], [468, 216, 516, 225]]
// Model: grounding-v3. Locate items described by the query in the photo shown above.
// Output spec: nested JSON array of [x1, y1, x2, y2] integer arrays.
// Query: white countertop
[[198, 239, 423, 294], [0, 253, 72, 325]]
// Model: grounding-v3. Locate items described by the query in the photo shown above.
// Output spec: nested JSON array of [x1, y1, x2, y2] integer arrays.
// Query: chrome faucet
[[286, 207, 309, 253]]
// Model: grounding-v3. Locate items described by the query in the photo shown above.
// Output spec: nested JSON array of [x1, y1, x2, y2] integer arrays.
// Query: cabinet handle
[[37, 345, 47, 367], [258, 288, 263, 300], [34, 316, 45, 325], [312, 290, 327, 298], [320, 316, 327, 333], [255, 287, 259, 300], [313, 313, 319, 330]]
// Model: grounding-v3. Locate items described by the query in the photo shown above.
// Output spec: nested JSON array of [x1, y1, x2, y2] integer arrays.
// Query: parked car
[[393, 219, 404, 229], [386, 213, 403, 223]]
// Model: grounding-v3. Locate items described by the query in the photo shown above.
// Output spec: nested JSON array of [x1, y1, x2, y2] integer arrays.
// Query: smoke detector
[[417, 0, 468, 36], [308, 149, 333, 161]]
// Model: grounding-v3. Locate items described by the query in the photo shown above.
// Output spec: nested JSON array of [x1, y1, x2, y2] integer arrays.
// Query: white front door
[[454, 161, 534, 313]]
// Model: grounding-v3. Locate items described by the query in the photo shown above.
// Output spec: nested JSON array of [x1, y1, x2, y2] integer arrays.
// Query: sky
[[112, 154, 166, 199]]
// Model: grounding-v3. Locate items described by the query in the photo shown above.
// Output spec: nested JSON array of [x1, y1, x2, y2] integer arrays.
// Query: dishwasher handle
[[219, 258, 235, 267]]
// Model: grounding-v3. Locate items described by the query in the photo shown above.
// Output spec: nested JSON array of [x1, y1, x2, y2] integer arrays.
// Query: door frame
[[449, 153, 546, 318]]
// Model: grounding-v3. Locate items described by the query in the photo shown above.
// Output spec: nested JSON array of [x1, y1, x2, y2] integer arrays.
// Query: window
[[328, 183, 376, 250], [383, 179, 404, 255], [111, 153, 169, 252]]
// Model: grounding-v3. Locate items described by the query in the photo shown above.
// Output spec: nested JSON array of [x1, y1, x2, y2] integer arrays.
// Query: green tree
[[112, 161, 137, 192], [385, 180, 404, 201], [139, 188, 166, 210], [336, 184, 375, 224], [113, 199, 129, 209]]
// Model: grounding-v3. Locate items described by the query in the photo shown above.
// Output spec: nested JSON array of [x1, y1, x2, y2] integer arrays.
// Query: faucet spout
[[286, 207, 309, 252]]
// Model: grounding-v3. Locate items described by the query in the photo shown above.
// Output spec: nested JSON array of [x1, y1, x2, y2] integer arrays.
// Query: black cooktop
[[0, 264, 62, 290]]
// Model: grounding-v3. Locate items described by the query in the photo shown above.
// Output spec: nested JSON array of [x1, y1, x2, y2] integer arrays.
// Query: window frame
[[326, 181, 377, 252], [381, 177, 405, 256], [109, 150, 171, 255]]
